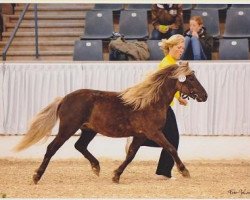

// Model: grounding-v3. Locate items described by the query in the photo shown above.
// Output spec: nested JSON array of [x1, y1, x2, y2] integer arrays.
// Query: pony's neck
[[156, 78, 177, 108]]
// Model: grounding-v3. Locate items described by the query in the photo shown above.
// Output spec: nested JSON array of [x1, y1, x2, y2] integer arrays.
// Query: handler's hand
[[178, 97, 188, 106]]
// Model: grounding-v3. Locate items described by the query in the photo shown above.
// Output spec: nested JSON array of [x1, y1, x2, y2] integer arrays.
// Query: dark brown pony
[[14, 63, 207, 184]]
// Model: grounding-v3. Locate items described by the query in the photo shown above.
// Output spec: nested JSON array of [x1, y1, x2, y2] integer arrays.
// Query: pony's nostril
[[203, 93, 208, 100]]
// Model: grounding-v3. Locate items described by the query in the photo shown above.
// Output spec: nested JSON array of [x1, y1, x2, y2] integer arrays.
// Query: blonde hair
[[159, 34, 185, 55]]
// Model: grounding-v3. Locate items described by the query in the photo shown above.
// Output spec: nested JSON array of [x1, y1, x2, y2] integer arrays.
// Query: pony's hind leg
[[74, 129, 100, 176], [33, 123, 80, 184], [33, 134, 72, 184], [113, 136, 146, 183]]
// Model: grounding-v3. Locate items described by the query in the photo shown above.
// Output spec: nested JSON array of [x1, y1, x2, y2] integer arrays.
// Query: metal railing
[[2, 4, 39, 61], [34, 4, 39, 59]]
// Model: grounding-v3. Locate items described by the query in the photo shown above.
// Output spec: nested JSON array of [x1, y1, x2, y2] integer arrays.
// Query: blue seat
[[119, 10, 148, 40], [82, 10, 114, 40], [194, 4, 228, 10], [230, 4, 250, 9], [126, 4, 152, 11], [219, 39, 249, 60], [73, 40, 103, 61], [147, 40, 164, 60], [223, 9, 250, 38], [93, 4, 124, 12], [191, 9, 220, 38]]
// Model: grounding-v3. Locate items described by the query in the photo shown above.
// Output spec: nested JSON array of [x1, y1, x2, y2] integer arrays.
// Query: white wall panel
[[0, 61, 249, 136]]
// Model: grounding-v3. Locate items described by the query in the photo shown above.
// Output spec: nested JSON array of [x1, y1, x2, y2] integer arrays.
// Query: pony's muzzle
[[197, 92, 208, 102]]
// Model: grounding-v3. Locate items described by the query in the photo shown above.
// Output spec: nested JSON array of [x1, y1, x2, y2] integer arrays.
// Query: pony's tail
[[14, 97, 63, 152]]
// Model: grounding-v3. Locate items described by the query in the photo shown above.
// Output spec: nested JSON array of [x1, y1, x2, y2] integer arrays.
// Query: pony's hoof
[[33, 173, 40, 184], [112, 175, 120, 184], [92, 165, 100, 177], [181, 168, 191, 178]]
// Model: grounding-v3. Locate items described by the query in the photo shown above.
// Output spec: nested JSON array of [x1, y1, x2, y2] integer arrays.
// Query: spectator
[[0, 17, 2, 40], [0, 9, 3, 40], [181, 16, 213, 60], [126, 34, 187, 180], [151, 4, 183, 40]]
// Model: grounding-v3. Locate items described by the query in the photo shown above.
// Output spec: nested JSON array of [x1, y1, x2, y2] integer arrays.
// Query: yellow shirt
[[158, 54, 180, 106]]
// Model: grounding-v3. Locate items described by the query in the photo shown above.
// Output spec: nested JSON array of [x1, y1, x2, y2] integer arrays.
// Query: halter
[[179, 76, 197, 100], [180, 83, 190, 100]]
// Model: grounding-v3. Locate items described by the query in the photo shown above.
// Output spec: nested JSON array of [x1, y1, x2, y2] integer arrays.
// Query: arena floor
[[0, 158, 249, 198]]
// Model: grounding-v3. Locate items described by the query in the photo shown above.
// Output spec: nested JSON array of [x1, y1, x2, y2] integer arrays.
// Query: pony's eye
[[188, 76, 195, 81]]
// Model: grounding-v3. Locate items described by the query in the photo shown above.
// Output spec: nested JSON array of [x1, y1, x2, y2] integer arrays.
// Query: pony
[[14, 63, 207, 184]]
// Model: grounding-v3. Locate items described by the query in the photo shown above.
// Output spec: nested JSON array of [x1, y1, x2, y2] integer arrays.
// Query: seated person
[[151, 4, 183, 40], [181, 16, 213, 60]]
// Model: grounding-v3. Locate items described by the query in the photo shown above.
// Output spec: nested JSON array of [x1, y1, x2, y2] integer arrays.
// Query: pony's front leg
[[112, 136, 146, 183], [146, 131, 190, 178]]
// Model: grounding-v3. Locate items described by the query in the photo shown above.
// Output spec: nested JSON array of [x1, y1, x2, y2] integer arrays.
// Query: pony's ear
[[177, 61, 189, 67]]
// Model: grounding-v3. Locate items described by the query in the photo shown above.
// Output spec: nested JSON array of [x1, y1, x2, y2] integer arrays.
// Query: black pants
[[142, 106, 179, 178]]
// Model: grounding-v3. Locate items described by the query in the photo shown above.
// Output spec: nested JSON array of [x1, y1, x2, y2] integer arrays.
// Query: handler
[[126, 34, 187, 179]]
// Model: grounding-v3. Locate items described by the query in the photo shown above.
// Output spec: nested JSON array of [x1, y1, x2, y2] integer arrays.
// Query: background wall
[[0, 61, 250, 136]]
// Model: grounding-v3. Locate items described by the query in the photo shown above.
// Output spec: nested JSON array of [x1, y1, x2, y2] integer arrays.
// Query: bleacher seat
[[223, 9, 250, 38], [183, 5, 193, 24], [147, 40, 164, 60], [183, 4, 193, 11], [126, 4, 152, 11], [191, 10, 220, 38], [230, 4, 250, 9], [194, 4, 228, 10], [219, 38, 249, 60], [82, 10, 114, 40], [73, 40, 103, 61], [119, 10, 148, 40], [93, 4, 124, 12]]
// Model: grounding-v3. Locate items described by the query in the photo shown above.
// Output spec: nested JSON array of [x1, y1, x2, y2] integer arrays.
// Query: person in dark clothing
[[151, 4, 183, 40], [141, 107, 179, 178], [181, 16, 213, 60], [125, 35, 187, 179]]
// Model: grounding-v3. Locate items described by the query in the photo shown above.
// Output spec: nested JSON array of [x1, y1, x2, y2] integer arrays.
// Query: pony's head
[[170, 62, 208, 102], [120, 62, 207, 110]]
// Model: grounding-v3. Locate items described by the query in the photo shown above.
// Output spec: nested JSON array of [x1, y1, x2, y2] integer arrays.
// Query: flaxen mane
[[168, 62, 193, 79], [120, 63, 193, 110]]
